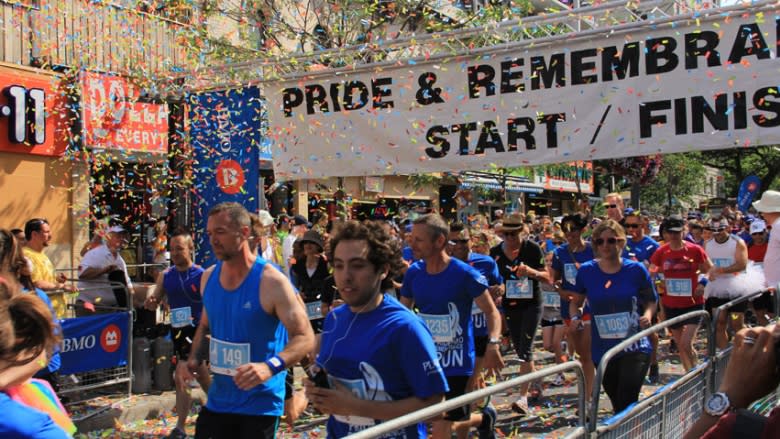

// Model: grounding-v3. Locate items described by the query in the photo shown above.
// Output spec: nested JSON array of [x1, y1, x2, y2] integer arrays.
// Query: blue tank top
[[203, 257, 287, 416], [163, 265, 204, 326]]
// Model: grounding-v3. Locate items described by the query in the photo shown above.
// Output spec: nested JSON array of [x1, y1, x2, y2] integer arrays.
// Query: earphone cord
[[316, 293, 377, 370]]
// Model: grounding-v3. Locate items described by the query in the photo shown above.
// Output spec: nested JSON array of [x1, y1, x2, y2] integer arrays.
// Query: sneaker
[[552, 373, 565, 386], [511, 396, 529, 415], [647, 363, 660, 384], [476, 404, 497, 439], [167, 428, 187, 439]]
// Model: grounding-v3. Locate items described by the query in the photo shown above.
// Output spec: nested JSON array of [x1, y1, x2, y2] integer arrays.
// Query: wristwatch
[[704, 392, 732, 417], [488, 337, 501, 345]]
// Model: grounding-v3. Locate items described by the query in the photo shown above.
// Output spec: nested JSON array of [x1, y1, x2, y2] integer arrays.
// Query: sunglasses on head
[[625, 224, 642, 229], [594, 237, 621, 246], [448, 239, 469, 245]]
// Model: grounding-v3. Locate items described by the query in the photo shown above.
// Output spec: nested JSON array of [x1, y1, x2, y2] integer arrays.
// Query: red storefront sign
[[82, 72, 168, 153], [0, 65, 69, 157]]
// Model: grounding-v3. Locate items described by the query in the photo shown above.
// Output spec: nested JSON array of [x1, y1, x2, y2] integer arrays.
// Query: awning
[[460, 176, 543, 194]]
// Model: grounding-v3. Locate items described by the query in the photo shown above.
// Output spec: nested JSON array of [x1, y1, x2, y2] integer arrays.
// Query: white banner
[[267, 7, 780, 179]]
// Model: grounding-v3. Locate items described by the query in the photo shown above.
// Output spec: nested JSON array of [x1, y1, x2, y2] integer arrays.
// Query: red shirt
[[650, 241, 708, 308], [748, 242, 768, 263], [702, 407, 780, 439]]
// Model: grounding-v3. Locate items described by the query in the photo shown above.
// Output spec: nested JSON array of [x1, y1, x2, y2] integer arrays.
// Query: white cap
[[107, 225, 126, 234], [750, 220, 767, 234], [257, 210, 275, 227]]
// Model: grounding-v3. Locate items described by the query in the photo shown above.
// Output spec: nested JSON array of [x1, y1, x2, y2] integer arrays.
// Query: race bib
[[594, 312, 631, 339], [420, 313, 454, 343], [665, 278, 693, 297], [170, 306, 193, 328], [506, 278, 532, 299], [712, 258, 733, 268], [564, 263, 578, 285], [543, 291, 560, 308], [209, 337, 251, 376], [306, 301, 323, 320]]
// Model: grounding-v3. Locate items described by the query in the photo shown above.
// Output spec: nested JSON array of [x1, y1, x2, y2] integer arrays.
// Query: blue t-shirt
[[0, 392, 69, 439], [464, 253, 503, 337], [573, 259, 657, 365], [551, 243, 594, 319], [26, 288, 60, 375], [318, 294, 448, 438], [402, 246, 415, 263], [623, 236, 660, 264], [400, 258, 488, 376], [162, 265, 205, 327]]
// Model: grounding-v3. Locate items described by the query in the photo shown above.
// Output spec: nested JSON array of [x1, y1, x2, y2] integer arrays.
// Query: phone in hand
[[311, 368, 330, 389]]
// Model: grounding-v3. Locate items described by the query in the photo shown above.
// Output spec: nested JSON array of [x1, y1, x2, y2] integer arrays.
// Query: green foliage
[[639, 152, 706, 215], [698, 146, 780, 195]]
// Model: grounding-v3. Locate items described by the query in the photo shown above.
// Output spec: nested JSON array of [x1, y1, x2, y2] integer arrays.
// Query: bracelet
[[265, 355, 286, 375]]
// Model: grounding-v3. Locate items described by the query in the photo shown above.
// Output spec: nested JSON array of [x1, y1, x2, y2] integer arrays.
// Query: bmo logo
[[100, 324, 122, 353]]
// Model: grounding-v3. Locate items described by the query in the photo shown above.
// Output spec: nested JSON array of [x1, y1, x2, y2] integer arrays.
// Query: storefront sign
[[0, 65, 68, 156], [267, 7, 780, 179], [536, 161, 594, 193], [82, 72, 168, 153]]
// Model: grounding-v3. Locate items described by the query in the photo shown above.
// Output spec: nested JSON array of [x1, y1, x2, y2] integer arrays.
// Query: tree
[[639, 152, 706, 215], [699, 146, 780, 195]]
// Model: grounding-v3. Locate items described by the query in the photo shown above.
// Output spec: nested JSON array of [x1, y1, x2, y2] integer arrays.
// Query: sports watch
[[704, 392, 732, 417]]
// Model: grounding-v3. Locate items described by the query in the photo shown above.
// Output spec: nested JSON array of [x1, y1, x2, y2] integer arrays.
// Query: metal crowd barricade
[[345, 361, 588, 439], [709, 289, 767, 393], [56, 282, 133, 403], [591, 310, 713, 437]]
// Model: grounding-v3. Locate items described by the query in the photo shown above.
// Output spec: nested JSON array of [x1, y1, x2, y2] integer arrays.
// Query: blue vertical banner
[[188, 87, 265, 266], [737, 175, 761, 213]]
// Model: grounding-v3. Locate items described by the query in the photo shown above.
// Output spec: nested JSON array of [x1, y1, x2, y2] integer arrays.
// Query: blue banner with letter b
[[59, 312, 130, 375], [737, 175, 761, 213]]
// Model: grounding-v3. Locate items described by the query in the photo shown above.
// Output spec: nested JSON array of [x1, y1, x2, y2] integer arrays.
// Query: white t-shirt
[[77, 244, 132, 306], [282, 234, 297, 276], [765, 217, 780, 289]]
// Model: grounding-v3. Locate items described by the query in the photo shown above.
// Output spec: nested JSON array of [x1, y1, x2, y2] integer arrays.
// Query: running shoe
[[511, 396, 529, 415], [167, 427, 187, 439], [477, 404, 497, 439]]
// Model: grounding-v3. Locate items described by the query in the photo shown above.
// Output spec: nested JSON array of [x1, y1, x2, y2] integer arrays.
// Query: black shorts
[[443, 375, 470, 422], [662, 304, 704, 330], [285, 369, 294, 400], [195, 407, 278, 439], [706, 297, 748, 315], [752, 290, 774, 311], [505, 303, 542, 362], [474, 335, 488, 358], [541, 318, 563, 328], [172, 326, 197, 359]]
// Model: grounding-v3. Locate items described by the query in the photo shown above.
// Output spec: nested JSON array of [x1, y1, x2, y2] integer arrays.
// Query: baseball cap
[[750, 220, 767, 234], [292, 215, 309, 227], [107, 225, 126, 234], [662, 215, 685, 232], [257, 210, 274, 227]]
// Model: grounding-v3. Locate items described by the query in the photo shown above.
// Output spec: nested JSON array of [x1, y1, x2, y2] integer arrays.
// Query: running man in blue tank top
[[304, 220, 448, 438], [400, 214, 505, 439], [184, 203, 315, 439], [144, 229, 210, 439]]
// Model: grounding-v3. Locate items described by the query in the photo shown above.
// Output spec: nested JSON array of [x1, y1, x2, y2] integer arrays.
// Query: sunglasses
[[603, 204, 618, 208], [448, 239, 470, 245], [707, 227, 727, 232], [625, 224, 642, 229], [593, 237, 621, 246], [751, 232, 765, 236]]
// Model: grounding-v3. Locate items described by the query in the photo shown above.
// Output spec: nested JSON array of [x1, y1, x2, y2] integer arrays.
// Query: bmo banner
[[187, 87, 264, 266], [59, 312, 130, 374]]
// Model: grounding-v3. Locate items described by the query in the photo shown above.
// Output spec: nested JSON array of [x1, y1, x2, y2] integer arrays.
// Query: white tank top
[[705, 235, 738, 269]]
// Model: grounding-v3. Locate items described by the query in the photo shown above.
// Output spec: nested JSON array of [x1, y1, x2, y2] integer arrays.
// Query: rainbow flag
[[5, 378, 76, 436]]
